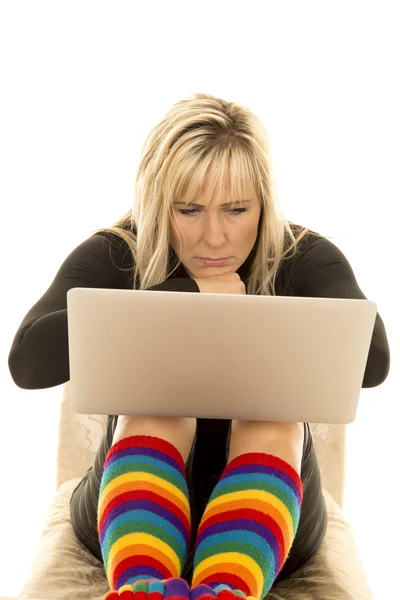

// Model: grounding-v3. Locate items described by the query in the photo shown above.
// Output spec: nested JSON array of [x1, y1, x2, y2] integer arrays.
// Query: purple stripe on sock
[[105, 446, 182, 472], [196, 519, 280, 558], [116, 566, 165, 590], [191, 584, 216, 600], [224, 464, 301, 501], [100, 499, 189, 546]]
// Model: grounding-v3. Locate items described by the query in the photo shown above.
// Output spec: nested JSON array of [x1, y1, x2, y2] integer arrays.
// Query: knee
[[229, 420, 305, 473], [112, 415, 197, 462], [231, 419, 304, 440]]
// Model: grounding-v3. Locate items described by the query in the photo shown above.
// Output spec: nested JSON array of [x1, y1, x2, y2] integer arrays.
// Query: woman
[[8, 92, 390, 600]]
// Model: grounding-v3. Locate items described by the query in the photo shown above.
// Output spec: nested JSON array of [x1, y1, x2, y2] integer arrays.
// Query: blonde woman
[[9, 93, 390, 600]]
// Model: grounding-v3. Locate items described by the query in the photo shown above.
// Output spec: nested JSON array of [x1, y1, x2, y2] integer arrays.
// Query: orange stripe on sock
[[193, 562, 256, 597], [99, 479, 189, 520], [110, 543, 177, 579], [112, 554, 172, 589], [199, 497, 291, 554]]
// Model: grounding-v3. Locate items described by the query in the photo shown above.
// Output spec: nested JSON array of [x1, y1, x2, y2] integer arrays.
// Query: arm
[[8, 232, 200, 390], [296, 234, 390, 388]]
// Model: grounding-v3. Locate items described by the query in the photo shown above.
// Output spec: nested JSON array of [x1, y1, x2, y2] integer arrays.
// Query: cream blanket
[[17, 478, 373, 600]]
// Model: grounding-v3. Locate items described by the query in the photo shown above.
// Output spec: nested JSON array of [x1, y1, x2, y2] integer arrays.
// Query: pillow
[[18, 479, 373, 600]]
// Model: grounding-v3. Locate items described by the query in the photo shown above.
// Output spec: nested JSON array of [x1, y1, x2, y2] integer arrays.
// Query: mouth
[[198, 257, 231, 265]]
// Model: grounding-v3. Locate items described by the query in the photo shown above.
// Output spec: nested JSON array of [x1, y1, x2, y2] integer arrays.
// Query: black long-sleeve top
[[8, 228, 390, 392]]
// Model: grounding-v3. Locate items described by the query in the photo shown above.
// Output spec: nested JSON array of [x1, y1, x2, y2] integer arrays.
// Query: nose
[[201, 213, 227, 246]]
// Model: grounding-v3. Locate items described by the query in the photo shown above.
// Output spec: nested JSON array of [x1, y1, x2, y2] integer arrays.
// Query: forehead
[[180, 170, 255, 204]]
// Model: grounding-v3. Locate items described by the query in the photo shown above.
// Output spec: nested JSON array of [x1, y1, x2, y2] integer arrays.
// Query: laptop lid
[[66, 287, 377, 424]]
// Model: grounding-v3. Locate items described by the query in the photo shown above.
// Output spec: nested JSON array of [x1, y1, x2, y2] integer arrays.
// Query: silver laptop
[[66, 287, 377, 424]]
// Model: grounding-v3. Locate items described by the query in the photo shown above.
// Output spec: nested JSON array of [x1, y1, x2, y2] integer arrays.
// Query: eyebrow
[[173, 199, 253, 208]]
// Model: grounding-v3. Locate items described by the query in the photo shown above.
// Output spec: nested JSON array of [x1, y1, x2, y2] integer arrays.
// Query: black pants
[[70, 417, 327, 589]]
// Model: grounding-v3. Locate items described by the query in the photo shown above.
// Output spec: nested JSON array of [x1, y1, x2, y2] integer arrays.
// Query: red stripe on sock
[[197, 508, 285, 563], [105, 435, 186, 472], [223, 452, 302, 488], [201, 572, 251, 596], [114, 554, 171, 584], [98, 489, 190, 535]]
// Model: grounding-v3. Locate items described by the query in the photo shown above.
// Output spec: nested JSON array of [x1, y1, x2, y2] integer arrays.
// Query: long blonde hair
[[93, 92, 330, 295]]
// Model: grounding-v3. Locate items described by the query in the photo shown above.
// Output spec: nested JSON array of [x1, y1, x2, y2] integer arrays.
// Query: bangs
[[172, 144, 260, 208]]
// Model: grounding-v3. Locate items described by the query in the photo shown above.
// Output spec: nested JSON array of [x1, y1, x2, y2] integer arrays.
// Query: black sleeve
[[147, 278, 200, 293], [8, 232, 200, 390], [294, 234, 390, 388]]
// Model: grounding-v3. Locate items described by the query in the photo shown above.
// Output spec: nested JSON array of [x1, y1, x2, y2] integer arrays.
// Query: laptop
[[66, 287, 377, 424]]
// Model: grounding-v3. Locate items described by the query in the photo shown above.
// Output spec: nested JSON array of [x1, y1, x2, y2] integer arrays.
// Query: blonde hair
[[93, 92, 331, 295]]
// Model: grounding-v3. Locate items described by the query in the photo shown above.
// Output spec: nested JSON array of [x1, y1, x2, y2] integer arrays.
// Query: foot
[[104, 577, 191, 599], [191, 584, 255, 600]]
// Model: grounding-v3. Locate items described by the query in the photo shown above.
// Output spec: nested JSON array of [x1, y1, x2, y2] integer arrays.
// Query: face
[[168, 177, 262, 279]]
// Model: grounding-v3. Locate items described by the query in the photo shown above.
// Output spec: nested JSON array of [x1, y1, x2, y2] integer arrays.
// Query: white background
[[1, 1, 398, 598]]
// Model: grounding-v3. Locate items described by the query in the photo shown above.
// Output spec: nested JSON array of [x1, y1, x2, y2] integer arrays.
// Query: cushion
[[17, 478, 373, 600]]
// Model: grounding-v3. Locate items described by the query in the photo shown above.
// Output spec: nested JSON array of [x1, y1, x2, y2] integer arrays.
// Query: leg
[[274, 423, 327, 583], [192, 420, 305, 600], [71, 414, 197, 599], [98, 414, 197, 597], [112, 415, 197, 462], [228, 420, 304, 472], [70, 415, 198, 565]]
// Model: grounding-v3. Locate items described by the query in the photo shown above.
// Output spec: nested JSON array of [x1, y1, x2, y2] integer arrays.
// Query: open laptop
[[66, 287, 377, 424]]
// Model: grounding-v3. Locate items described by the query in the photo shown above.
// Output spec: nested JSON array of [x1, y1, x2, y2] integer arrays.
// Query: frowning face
[[169, 177, 261, 279]]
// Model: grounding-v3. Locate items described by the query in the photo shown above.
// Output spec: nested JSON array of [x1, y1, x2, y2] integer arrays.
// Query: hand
[[193, 271, 246, 295]]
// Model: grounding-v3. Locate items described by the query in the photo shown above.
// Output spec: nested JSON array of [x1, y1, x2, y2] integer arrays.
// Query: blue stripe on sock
[[216, 472, 299, 511], [196, 529, 277, 582], [103, 453, 185, 484], [106, 445, 182, 472], [227, 464, 301, 501], [102, 509, 186, 551]]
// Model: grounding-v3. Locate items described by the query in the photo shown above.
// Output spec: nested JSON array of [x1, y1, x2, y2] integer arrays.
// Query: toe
[[191, 584, 216, 600], [164, 577, 190, 599]]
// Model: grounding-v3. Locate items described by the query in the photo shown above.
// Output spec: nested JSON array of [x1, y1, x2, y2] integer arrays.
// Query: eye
[[179, 208, 247, 216]]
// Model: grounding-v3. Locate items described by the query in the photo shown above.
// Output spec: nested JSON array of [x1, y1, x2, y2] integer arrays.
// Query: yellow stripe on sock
[[98, 472, 189, 516], [193, 552, 264, 598], [111, 543, 178, 578], [199, 496, 291, 555], [108, 532, 181, 576], [203, 489, 294, 539]]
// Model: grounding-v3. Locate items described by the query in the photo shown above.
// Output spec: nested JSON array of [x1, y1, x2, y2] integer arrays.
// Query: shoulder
[[56, 229, 134, 288], [76, 229, 133, 265], [291, 229, 359, 296], [295, 229, 350, 267], [282, 226, 354, 295]]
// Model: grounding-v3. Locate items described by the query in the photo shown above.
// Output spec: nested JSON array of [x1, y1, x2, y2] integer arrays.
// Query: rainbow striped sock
[[191, 452, 303, 600], [97, 435, 192, 595], [103, 578, 191, 600]]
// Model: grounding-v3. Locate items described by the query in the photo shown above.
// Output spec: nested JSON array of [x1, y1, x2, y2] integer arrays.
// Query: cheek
[[169, 216, 184, 239], [242, 220, 258, 240], [169, 217, 193, 250]]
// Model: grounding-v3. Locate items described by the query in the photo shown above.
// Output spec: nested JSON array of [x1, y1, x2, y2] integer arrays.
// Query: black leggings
[[69, 417, 327, 588]]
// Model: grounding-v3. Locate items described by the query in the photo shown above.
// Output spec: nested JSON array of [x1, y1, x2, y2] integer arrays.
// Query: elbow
[[362, 347, 391, 388], [8, 347, 37, 390], [8, 343, 69, 390], [377, 350, 391, 386]]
